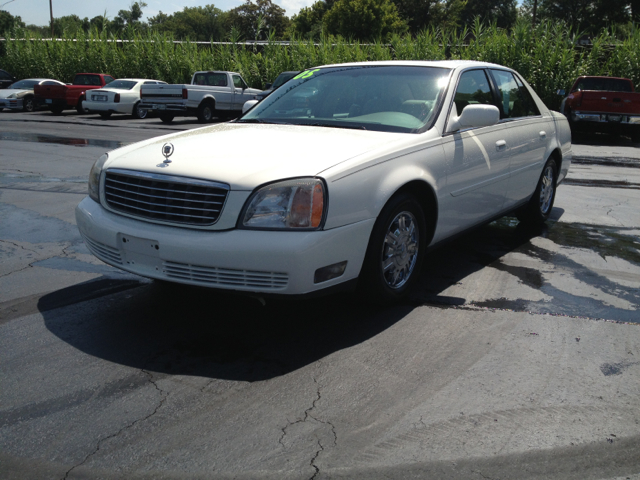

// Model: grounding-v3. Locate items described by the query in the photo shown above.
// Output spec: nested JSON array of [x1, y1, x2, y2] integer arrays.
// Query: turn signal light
[[182, 88, 188, 99], [114, 93, 120, 103]]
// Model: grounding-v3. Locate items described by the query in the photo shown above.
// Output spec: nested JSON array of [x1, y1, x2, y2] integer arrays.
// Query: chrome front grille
[[163, 261, 289, 290], [104, 169, 229, 226]]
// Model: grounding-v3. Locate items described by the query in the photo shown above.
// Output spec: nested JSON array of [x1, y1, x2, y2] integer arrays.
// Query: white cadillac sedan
[[82, 78, 167, 118], [76, 61, 571, 302]]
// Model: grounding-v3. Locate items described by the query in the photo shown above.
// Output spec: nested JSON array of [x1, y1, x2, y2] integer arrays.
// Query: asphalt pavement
[[1, 110, 639, 479]]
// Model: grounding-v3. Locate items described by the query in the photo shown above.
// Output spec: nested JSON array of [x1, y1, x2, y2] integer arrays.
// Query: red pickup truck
[[560, 76, 640, 142], [35, 73, 115, 114]]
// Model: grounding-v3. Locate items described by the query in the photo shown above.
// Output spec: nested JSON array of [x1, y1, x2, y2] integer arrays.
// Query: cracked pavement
[[1, 112, 640, 479]]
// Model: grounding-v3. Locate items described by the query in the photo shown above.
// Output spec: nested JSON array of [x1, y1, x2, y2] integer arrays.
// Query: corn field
[[2, 20, 639, 110]]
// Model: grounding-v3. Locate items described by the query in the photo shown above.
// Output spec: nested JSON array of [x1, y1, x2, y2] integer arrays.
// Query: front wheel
[[132, 102, 147, 119], [23, 96, 35, 112], [359, 193, 426, 304], [159, 113, 175, 124], [517, 158, 558, 226]]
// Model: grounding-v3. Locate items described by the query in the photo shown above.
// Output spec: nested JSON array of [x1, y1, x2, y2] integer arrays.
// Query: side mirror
[[242, 99, 259, 114], [556, 89, 566, 96], [448, 104, 500, 132], [264, 83, 272, 89]]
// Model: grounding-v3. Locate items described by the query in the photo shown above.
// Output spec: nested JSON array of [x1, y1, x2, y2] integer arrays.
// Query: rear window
[[9, 80, 39, 89], [73, 75, 103, 86], [573, 78, 633, 92], [106, 80, 137, 90], [194, 73, 228, 86]]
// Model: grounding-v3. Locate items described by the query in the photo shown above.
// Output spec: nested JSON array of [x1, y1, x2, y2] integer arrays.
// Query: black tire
[[76, 98, 87, 114], [197, 101, 214, 123], [160, 113, 175, 124], [517, 158, 558, 226], [99, 112, 112, 118], [23, 96, 35, 112], [132, 101, 147, 119], [632, 126, 640, 144], [358, 193, 426, 304], [0, 108, 3, 112], [50, 106, 64, 115]]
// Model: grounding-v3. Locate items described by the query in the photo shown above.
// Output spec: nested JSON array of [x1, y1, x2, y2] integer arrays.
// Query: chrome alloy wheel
[[539, 164, 556, 215], [381, 211, 419, 289]]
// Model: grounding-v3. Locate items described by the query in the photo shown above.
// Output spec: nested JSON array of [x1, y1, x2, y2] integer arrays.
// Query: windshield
[[8, 80, 39, 89], [105, 80, 137, 90], [271, 72, 298, 90], [239, 65, 451, 133]]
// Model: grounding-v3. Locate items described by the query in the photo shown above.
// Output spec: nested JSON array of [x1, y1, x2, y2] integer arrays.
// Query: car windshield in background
[[9, 80, 39, 89], [106, 80, 137, 90], [271, 72, 298, 89], [239, 65, 451, 133], [575, 78, 633, 92]]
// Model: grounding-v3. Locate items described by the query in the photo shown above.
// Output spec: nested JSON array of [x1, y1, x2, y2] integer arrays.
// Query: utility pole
[[532, 0, 538, 26], [49, 0, 54, 38]]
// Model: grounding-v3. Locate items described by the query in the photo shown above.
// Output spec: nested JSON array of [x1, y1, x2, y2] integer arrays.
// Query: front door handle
[[539, 131, 547, 138], [496, 140, 507, 151]]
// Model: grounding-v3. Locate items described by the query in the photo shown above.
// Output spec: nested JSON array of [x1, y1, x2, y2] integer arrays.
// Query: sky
[[2, 0, 316, 27]]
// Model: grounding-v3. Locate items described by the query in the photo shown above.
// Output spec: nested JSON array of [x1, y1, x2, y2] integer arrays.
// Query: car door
[[232, 75, 251, 110], [488, 69, 555, 208], [438, 68, 512, 237]]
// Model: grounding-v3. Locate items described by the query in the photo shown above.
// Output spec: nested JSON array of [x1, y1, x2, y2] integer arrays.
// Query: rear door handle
[[496, 140, 507, 150], [539, 131, 547, 138]]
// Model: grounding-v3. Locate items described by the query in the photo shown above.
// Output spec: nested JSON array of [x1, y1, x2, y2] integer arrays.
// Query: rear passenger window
[[453, 70, 493, 116], [490, 69, 539, 118]]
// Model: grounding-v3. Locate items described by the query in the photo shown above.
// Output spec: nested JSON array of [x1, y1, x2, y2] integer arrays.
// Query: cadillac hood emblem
[[162, 143, 174, 164]]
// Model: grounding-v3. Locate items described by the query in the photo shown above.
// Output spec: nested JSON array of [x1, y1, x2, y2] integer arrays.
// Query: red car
[[34, 73, 115, 114], [560, 76, 640, 141]]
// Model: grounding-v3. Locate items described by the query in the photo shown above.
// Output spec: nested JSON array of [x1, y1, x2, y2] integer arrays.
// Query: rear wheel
[[517, 158, 558, 226], [197, 102, 214, 123], [359, 193, 426, 304], [99, 112, 112, 118], [23, 96, 35, 112], [632, 126, 640, 144], [76, 98, 87, 114], [132, 101, 147, 119], [160, 113, 175, 124]]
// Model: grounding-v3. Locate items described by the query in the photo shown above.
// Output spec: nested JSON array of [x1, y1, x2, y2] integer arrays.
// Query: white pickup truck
[[139, 71, 262, 123]]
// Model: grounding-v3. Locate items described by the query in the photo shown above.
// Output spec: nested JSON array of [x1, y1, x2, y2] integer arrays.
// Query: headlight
[[7, 93, 17, 99], [241, 178, 326, 230], [88, 153, 108, 203]]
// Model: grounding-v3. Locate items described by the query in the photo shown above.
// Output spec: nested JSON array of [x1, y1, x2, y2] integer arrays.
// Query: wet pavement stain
[[416, 216, 640, 323], [600, 361, 639, 376], [562, 178, 640, 189], [0, 131, 128, 149]]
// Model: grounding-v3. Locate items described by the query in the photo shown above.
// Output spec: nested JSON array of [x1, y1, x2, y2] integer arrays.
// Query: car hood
[[104, 123, 405, 190], [0, 88, 30, 98]]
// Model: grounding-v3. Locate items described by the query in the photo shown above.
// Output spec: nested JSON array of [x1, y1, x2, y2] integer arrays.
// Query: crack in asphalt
[[60, 369, 167, 480], [277, 375, 337, 480], [0, 239, 38, 279]]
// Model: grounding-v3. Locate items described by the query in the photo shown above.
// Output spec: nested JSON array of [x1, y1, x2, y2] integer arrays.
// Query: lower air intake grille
[[163, 261, 289, 290], [104, 169, 229, 226], [81, 234, 123, 265]]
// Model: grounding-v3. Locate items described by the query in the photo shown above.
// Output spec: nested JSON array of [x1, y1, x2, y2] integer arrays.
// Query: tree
[[533, 0, 633, 33], [289, 0, 330, 39], [0, 9, 25, 34], [149, 5, 227, 41], [112, 1, 147, 33], [323, 0, 408, 40], [225, 0, 291, 40], [391, 0, 466, 33], [52, 15, 89, 37], [459, 0, 517, 29]]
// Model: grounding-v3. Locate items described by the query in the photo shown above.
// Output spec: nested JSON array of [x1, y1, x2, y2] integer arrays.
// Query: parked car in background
[[82, 78, 167, 119], [0, 69, 16, 89], [34, 73, 115, 114], [0, 79, 65, 112], [560, 76, 640, 141], [77, 61, 571, 303], [256, 71, 300, 101], [139, 71, 262, 123]]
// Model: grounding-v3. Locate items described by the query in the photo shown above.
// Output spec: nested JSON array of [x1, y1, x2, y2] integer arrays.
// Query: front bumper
[[0, 98, 23, 110], [76, 197, 374, 295]]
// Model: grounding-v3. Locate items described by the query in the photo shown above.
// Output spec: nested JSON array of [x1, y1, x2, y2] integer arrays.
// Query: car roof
[[316, 60, 509, 71]]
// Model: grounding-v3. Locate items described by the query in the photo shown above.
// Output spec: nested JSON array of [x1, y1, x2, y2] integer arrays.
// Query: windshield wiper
[[235, 119, 292, 125], [303, 122, 368, 131]]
